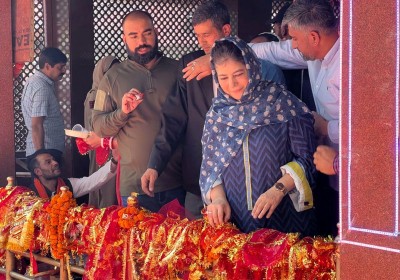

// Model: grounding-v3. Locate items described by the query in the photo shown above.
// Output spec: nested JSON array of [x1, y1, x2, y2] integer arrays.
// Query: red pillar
[[340, 0, 400, 278], [0, 0, 16, 184]]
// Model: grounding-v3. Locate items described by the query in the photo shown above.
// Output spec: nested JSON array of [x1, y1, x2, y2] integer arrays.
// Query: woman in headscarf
[[84, 55, 120, 208], [200, 37, 317, 236]]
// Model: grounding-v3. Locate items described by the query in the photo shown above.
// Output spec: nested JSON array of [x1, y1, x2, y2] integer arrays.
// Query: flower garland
[[117, 193, 146, 229], [46, 186, 76, 259], [34, 177, 66, 199], [0, 187, 338, 279]]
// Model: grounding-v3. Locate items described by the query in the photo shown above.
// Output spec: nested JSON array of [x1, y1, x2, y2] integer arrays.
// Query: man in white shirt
[[251, 0, 339, 147], [27, 149, 118, 201]]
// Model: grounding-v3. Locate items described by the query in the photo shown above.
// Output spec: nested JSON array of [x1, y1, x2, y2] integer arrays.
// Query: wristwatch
[[274, 182, 288, 196], [111, 157, 118, 165]]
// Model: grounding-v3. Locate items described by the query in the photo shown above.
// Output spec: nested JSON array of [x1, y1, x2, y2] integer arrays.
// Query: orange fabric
[[33, 178, 65, 199]]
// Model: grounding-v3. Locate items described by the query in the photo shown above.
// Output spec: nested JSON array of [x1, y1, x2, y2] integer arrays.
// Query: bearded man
[[92, 10, 184, 211], [28, 149, 118, 200]]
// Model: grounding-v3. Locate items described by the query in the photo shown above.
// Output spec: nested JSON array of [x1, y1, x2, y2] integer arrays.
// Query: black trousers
[[313, 172, 339, 237]]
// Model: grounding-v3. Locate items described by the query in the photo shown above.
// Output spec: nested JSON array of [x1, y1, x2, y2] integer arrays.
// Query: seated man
[[27, 148, 118, 200]]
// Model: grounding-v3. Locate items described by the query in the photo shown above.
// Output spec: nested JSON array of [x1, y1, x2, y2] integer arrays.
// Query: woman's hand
[[206, 197, 231, 227], [252, 186, 285, 219], [206, 184, 231, 226]]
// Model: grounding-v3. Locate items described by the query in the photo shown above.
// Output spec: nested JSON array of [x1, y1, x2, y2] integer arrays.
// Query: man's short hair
[[282, 0, 337, 34], [250, 32, 280, 43], [192, 0, 230, 30], [27, 149, 60, 178], [121, 10, 154, 31], [38, 47, 67, 69]]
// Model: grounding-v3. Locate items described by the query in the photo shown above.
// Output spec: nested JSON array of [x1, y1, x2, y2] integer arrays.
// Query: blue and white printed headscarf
[[199, 36, 311, 202]]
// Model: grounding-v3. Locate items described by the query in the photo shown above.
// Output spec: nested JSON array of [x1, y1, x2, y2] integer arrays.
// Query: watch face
[[275, 183, 287, 195]]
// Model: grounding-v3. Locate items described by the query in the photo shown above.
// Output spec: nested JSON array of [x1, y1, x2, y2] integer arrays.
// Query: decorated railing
[[0, 186, 338, 280]]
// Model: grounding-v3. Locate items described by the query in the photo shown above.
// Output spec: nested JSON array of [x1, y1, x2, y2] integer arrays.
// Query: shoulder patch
[[94, 90, 107, 111]]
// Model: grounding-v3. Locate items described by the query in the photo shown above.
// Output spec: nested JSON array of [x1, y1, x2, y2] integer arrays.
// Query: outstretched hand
[[122, 88, 144, 114], [182, 54, 212, 81]]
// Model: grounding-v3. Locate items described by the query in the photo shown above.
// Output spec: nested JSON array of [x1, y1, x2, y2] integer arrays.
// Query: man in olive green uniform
[[92, 10, 183, 211]]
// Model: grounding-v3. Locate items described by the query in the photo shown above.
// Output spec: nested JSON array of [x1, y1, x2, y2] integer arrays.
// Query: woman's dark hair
[[211, 40, 244, 66]]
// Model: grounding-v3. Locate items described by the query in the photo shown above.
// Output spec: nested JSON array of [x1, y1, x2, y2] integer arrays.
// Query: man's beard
[[299, 50, 315, 61], [127, 38, 159, 65], [42, 169, 61, 180], [42, 173, 60, 180]]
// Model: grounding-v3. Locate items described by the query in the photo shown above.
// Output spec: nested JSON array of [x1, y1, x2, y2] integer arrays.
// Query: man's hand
[[122, 89, 144, 114], [312, 111, 329, 139], [252, 186, 285, 219], [313, 145, 338, 175], [141, 168, 158, 197], [83, 131, 101, 148], [182, 54, 212, 81]]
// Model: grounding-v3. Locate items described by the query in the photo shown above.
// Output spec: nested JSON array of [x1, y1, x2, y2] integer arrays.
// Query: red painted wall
[[340, 1, 400, 278], [0, 0, 16, 184]]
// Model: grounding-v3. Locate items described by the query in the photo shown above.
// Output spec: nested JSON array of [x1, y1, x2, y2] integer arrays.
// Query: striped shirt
[[21, 71, 65, 156]]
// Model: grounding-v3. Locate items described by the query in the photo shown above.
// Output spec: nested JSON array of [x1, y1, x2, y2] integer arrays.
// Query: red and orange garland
[[45, 186, 76, 259], [117, 193, 146, 229], [0, 187, 338, 279]]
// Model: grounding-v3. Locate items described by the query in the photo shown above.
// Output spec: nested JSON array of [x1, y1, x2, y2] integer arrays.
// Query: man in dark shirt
[[141, 1, 231, 217]]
